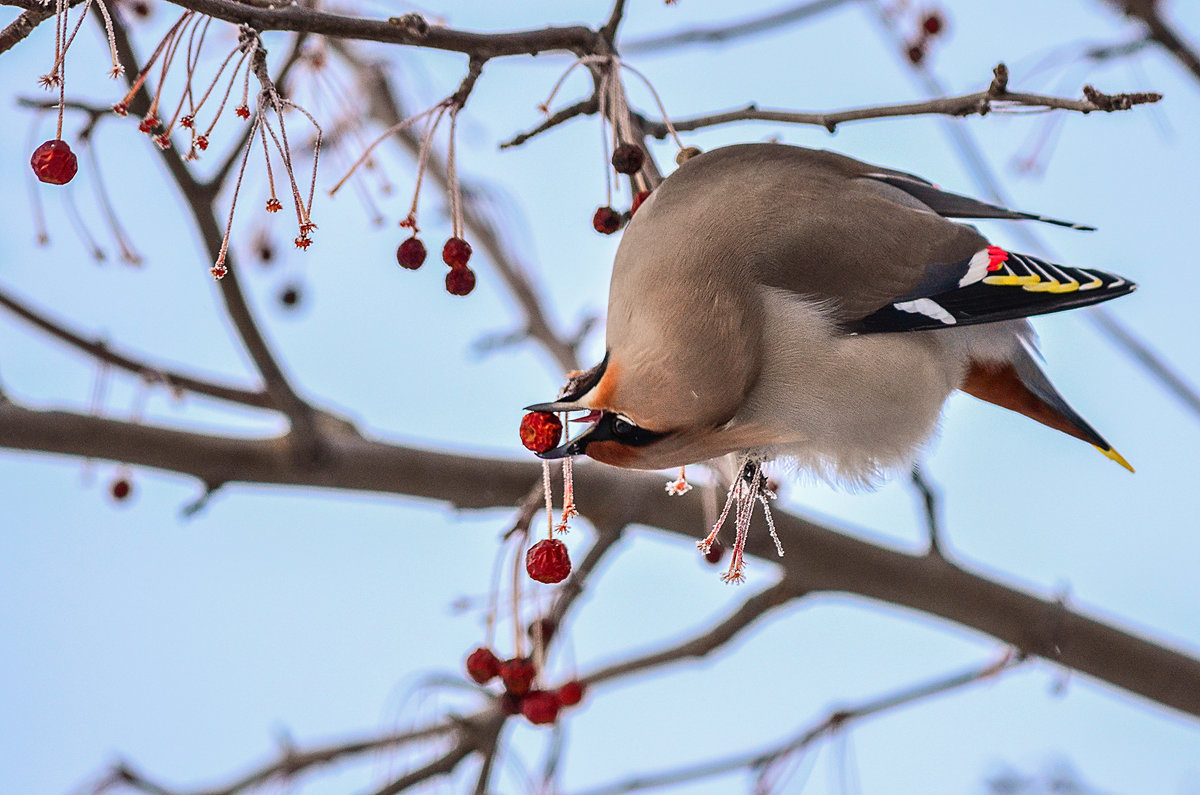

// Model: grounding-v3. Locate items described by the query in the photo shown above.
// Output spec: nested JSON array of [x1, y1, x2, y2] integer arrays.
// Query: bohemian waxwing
[[527, 143, 1135, 484]]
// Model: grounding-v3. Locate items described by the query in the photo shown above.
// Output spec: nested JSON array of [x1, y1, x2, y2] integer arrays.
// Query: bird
[[526, 143, 1135, 487]]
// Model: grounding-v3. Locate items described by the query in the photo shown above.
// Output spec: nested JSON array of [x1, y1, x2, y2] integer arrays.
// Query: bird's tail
[[960, 339, 1133, 472]]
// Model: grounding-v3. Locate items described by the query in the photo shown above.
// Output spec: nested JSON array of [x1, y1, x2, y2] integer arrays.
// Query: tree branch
[[0, 287, 271, 409], [576, 653, 1026, 795], [1103, 0, 1200, 84], [641, 70, 1160, 137], [621, 0, 856, 54], [3, 401, 1197, 718], [146, 0, 604, 58]]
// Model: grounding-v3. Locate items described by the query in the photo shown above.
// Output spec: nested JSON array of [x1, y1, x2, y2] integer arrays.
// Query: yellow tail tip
[[1096, 445, 1135, 473]]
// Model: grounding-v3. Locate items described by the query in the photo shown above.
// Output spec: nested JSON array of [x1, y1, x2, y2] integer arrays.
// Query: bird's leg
[[910, 463, 943, 556]]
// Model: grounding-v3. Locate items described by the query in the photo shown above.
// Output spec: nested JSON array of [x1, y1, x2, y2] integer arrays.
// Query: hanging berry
[[279, 285, 301, 309], [498, 657, 536, 696], [396, 236, 427, 270], [521, 690, 561, 725], [630, 189, 652, 216], [922, 11, 944, 35], [526, 538, 571, 584], [30, 140, 78, 185], [465, 647, 501, 684], [520, 412, 563, 454], [555, 680, 585, 707], [444, 266, 476, 296], [442, 236, 472, 268], [610, 142, 645, 175], [592, 206, 622, 235], [110, 476, 133, 502]]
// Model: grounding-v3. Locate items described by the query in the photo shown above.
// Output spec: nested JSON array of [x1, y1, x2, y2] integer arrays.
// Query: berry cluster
[[465, 647, 585, 726], [906, 9, 946, 65]]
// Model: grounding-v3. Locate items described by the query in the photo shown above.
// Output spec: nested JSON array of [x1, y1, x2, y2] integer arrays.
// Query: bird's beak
[[524, 400, 586, 413], [535, 422, 602, 460]]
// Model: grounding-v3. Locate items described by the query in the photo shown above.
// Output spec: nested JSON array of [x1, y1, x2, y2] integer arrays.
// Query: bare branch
[[642, 70, 1161, 137], [1103, 0, 1200, 84], [575, 653, 1026, 795], [102, 721, 461, 795], [622, 0, 855, 54], [3, 401, 1197, 718], [0, 6, 53, 55], [0, 287, 271, 409], [584, 579, 805, 686], [501, 96, 598, 149], [143, 0, 604, 58]]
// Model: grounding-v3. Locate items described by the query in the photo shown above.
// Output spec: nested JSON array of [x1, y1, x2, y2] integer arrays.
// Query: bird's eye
[[611, 416, 635, 438]]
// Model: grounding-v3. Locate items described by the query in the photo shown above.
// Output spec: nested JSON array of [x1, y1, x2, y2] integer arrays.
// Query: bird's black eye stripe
[[612, 416, 635, 438]]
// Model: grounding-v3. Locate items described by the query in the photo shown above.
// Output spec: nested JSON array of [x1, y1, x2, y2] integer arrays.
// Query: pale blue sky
[[2, 1, 1199, 793]]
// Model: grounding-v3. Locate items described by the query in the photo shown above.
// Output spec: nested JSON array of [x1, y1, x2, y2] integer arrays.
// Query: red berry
[[519, 411, 563, 454], [110, 478, 132, 501], [499, 657, 536, 696], [279, 285, 301, 308], [611, 143, 645, 175], [630, 190, 652, 216], [130, 0, 150, 17], [593, 206, 622, 235], [521, 690, 560, 725], [526, 539, 571, 584], [196, 135, 209, 151], [30, 140, 78, 185], [235, 104, 251, 119], [112, 102, 128, 117], [922, 12, 943, 35], [466, 646, 501, 684], [442, 236, 472, 268], [704, 541, 725, 565], [396, 236, 426, 270], [445, 266, 476, 296], [556, 680, 585, 707], [294, 236, 312, 250], [906, 43, 925, 65]]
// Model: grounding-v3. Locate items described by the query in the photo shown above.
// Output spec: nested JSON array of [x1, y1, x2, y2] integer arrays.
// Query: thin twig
[[575, 653, 1025, 795], [0, 287, 270, 409], [622, 0, 856, 54]]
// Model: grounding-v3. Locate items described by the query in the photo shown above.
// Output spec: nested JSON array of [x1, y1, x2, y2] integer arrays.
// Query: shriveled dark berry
[[592, 206, 622, 235], [611, 143, 645, 175], [445, 266, 476, 296], [442, 236, 472, 268], [396, 237, 427, 270]]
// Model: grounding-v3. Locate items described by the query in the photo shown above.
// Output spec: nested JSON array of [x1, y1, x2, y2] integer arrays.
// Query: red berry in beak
[[396, 236, 426, 270], [30, 140, 78, 185], [444, 266, 476, 296], [499, 657, 536, 696], [519, 411, 563, 454], [592, 206, 622, 235], [466, 646, 501, 684], [521, 690, 561, 725], [442, 236, 472, 268], [611, 143, 645, 175], [555, 680, 585, 707], [526, 539, 571, 584]]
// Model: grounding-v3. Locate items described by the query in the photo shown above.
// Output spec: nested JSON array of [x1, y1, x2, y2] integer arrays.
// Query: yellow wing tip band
[[1096, 445, 1135, 473]]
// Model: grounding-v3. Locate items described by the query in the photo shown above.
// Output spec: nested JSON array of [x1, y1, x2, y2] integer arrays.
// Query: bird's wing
[[845, 246, 1136, 334], [860, 170, 1095, 230]]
